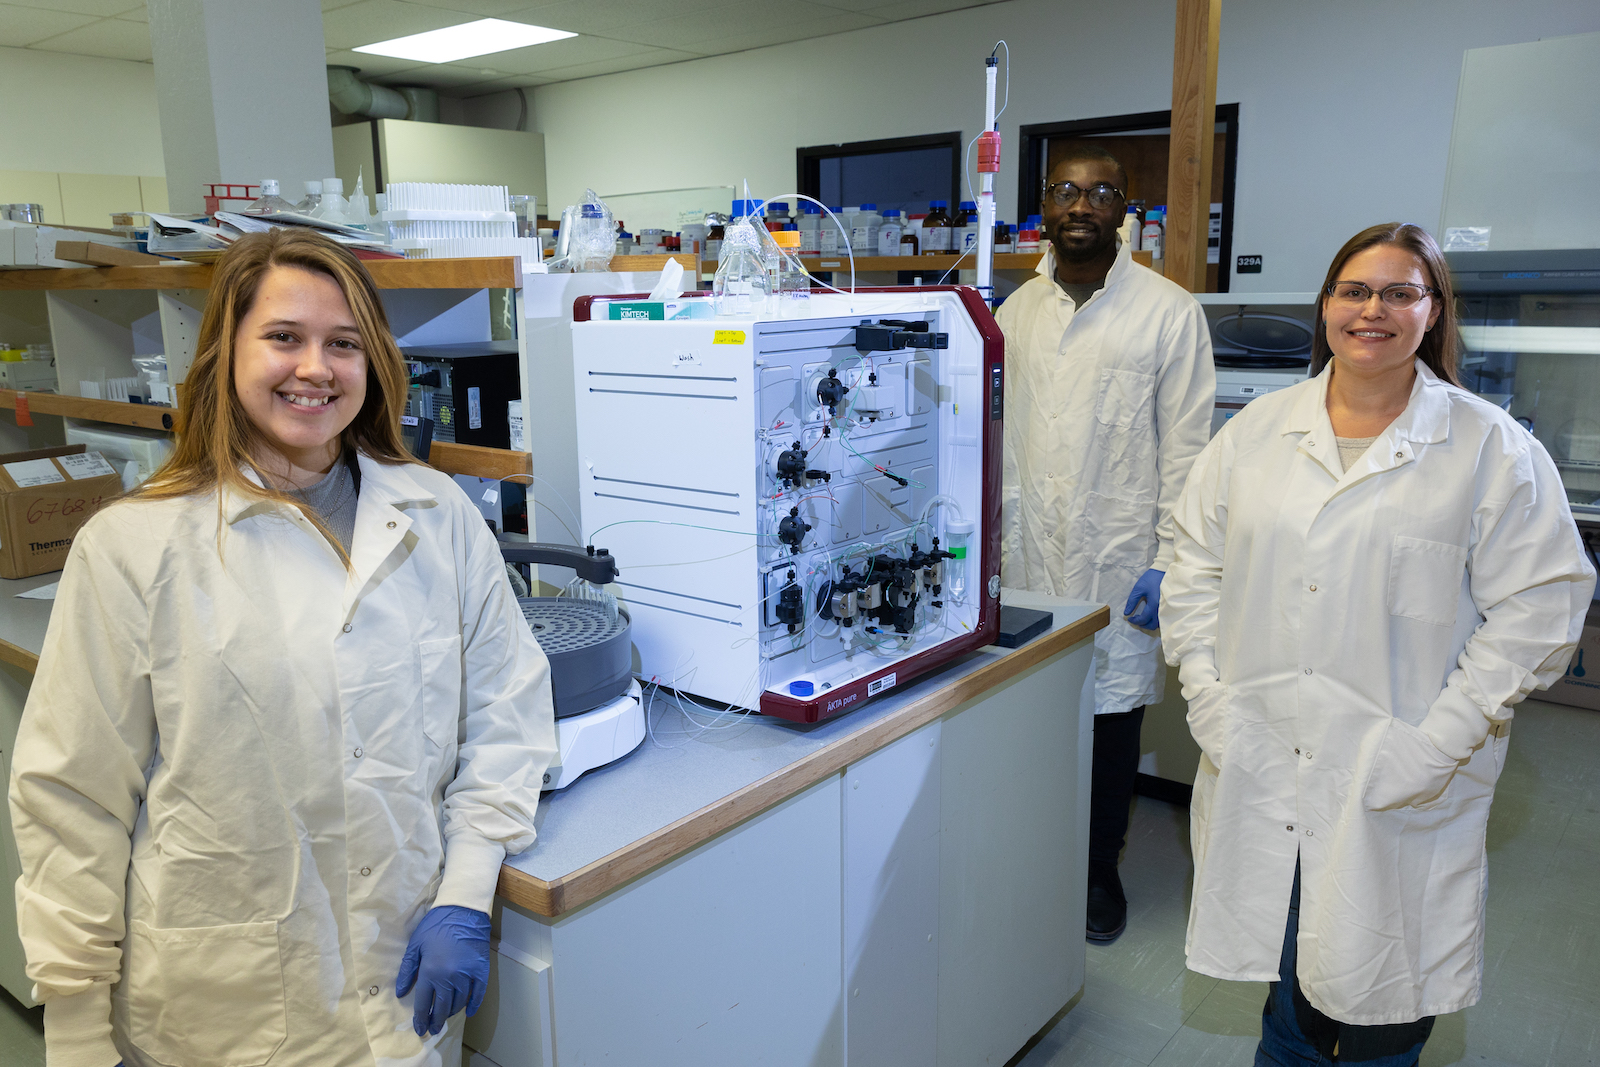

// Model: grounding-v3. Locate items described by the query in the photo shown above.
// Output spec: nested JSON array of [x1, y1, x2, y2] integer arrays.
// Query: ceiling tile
[[0, 4, 96, 46], [454, 74, 560, 95], [412, 0, 545, 15], [28, 16, 152, 61], [324, 47, 432, 78], [524, 47, 700, 82], [498, 0, 730, 38], [321, 0, 477, 51], [855, 0, 990, 19], [599, 1, 883, 51], [3, 0, 142, 16], [469, 34, 657, 75]]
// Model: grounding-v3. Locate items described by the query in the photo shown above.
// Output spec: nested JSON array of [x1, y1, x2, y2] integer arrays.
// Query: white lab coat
[[1162, 361, 1594, 1024], [9, 455, 557, 1067], [998, 241, 1216, 714]]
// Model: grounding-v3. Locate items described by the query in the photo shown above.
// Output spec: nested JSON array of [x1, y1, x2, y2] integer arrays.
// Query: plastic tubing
[[747, 192, 856, 294]]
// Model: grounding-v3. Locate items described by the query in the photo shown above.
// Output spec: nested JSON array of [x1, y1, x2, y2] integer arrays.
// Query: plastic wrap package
[[548, 190, 615, 273]]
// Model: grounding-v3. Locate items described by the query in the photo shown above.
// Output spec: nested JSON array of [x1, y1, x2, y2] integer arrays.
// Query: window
[[797, 133, 962, 218]]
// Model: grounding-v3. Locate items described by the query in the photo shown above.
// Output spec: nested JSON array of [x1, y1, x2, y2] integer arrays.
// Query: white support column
[[148, 0, 335, 213]]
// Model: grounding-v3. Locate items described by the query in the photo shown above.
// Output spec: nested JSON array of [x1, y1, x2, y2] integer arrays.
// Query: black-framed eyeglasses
[[1042, 181, 1125, 210], [1324, 280, 1439, 310]]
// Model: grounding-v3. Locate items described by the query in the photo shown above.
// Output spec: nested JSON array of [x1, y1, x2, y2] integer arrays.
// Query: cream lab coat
[[1162, 361, 1594, 1024], [998, 241, 1216, 714], [9, 455, 556, 1067]]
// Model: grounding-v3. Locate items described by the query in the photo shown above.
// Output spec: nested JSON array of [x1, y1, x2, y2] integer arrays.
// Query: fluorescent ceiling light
[[354, 19, 577, 64]]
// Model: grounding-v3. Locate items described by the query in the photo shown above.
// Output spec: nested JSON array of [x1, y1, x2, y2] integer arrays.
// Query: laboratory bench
[[0, 582, 1109, 1067]]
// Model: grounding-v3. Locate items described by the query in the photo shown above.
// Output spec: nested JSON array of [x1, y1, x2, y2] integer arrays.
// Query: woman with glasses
[[1161, 222, 1593, 1065]]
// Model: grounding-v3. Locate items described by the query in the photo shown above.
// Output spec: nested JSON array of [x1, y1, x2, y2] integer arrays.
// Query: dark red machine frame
[[572, 286, 1005, 724]]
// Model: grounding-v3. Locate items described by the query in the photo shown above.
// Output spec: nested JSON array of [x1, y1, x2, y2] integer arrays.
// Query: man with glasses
[[997, 145, 1215, 944]]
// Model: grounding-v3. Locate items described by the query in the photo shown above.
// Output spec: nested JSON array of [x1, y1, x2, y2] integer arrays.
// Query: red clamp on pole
[[15, 391, 32, 427], [977, 130, 1002, 173]]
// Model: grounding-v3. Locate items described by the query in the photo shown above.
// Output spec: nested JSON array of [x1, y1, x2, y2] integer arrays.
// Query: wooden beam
[[427, 440, 531, 480], [0, 257, 522, 292], [0, 389, 178, 431], [608, 253, 698, 273], [1165, 0, 1221, 293]]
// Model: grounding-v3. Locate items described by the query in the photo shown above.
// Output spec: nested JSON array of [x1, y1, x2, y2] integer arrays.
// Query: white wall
[[533, 0, 1600, 293], [0, 47, 164, 176]]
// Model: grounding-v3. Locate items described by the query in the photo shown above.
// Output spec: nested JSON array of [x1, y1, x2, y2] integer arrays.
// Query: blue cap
[[883, 209, 901, 218], [789, 679, 814, 697], [828, 206, 842, 212], [579, 203, 604, 218], [769, 201, 789, 212], [930, 199, 948, 209], [860, 203, 877, 210], [1025, 214, 1043, 228], [731, 198, 764, 218], [784, 223, 798, 230], [800, 203, 821, 214], [960, 200, 977, 210]]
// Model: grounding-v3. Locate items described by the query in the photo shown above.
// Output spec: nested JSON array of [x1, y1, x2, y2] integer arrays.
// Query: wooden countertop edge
[[0, 638, 39, 673], [495, 606, 1111, 918]]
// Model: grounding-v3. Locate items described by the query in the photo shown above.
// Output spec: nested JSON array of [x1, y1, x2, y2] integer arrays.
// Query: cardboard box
[[0, 444, 122, 578], [1543, 603, 1600, 711]]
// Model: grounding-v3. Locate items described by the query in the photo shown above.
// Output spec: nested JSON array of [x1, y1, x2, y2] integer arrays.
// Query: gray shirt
[[1335, 434, 1378, 474], [1055, 275, 1103, 310], [290, 456, 359, 553]]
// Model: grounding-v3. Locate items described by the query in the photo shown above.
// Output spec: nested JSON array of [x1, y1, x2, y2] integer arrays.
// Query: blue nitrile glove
[[395, 905, 492, 1037], [1123, 568, 1165, 629]]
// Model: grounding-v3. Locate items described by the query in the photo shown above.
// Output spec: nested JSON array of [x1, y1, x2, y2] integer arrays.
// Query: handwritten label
[[713, 330, 746, 345]]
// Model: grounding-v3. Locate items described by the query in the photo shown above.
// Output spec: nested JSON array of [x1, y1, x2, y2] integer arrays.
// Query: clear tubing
[[747, 193, 856, 294]]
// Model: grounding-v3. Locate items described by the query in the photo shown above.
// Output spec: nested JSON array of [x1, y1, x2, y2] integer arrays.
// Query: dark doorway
[[1018, 105, 1239, 292]]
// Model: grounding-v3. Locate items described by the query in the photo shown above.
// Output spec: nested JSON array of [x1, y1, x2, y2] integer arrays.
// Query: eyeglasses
[[1324, 280, 1438, 310], [1042, 181, 1124, 210]]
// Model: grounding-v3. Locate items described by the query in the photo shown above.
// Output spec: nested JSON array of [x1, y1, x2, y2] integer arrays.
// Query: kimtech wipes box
[[0, 444, 122, 578]]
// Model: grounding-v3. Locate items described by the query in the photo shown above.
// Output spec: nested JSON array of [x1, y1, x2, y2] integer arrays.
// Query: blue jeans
[[1255, 863, 1435, 1066]]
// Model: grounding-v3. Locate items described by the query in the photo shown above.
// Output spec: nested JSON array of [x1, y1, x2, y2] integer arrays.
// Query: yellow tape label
[[713, 330, 747, 345]]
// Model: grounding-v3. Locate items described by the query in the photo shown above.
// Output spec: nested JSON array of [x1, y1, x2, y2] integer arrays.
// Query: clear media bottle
[[713, 219, 772, 316], [954, 200, 979, 255], [797, 204, 822, 254], [922, 200, 952, 254], [293, 180, 322, 213], [944, 519, 974, 601], [311, 178, 349, 224], [244, 179, 294, 215], [773, 229, 810, 315], [878, 209, 904, 256]]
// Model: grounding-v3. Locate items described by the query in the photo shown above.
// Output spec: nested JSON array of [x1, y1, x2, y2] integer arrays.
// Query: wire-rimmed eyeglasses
[[1324, 281, 1439, 310]]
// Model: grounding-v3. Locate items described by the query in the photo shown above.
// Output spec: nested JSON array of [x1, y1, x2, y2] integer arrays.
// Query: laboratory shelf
[[697, 253, 1047, 275], [0, 256, 525, 291]]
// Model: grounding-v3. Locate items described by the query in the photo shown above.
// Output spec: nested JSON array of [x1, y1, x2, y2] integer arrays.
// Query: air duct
[[327, 66, 408, 120], [397, 87, 440, 123]]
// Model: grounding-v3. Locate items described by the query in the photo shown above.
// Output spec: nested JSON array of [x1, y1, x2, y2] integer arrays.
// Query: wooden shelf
[[0, 389, 176, 431], [0, 256, 522, 292], [609, 253, 697, 273], [697, 253, 1046, 275], [0, 393, 530, 481]]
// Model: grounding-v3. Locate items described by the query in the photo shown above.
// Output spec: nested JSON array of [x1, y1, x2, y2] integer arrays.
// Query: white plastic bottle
[[850, 204, 880, 255], [797, 204, 822, 254], [1142, 209, 1164, 261], [877, 209, 904, 256], [1120, 207, 1141, 251], [819, 207, 842, 255], [944, 519, 974, 601], [311, 177, 349, 224], [954, 200, 979, 255]]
